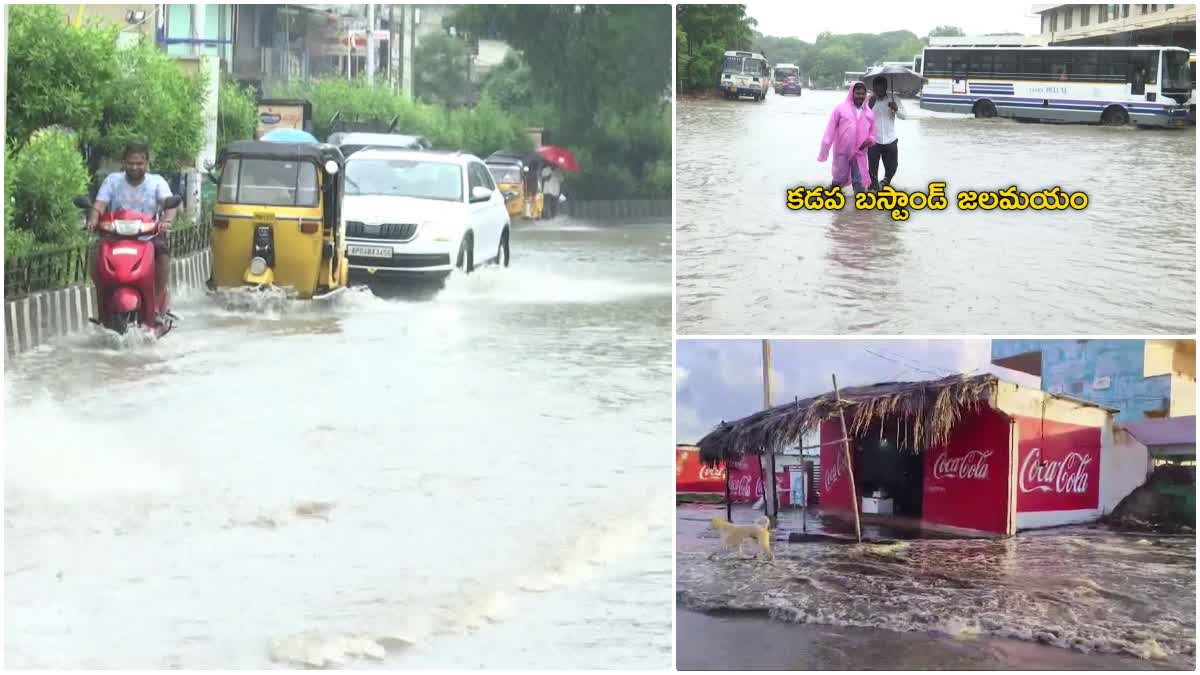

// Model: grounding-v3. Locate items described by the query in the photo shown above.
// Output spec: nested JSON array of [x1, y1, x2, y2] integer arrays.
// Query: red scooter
[[74, 194, 183, 336]]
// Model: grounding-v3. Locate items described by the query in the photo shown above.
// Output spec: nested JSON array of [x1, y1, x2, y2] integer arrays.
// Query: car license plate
[[348, 245, 392, 258]]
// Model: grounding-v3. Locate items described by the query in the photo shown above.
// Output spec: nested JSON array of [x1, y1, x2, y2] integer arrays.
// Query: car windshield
[[218, 158, 319, 207], [488, 165, 522, 184], [345, 158, 463, 202], [1162, 50, 1191, 90]]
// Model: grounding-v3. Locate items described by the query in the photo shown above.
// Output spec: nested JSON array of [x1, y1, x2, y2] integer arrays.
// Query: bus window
[[1106, 50, 1130, 79], [969, 51, 993, 76], [950, 50, 968, 77], [1022, 52, 1045, 78], [1050, 52, 1072, 80], [994, 50, 1018, 76], [1076, 51, 1099, 76], [925, 50, 945, 75], [721, 56, 742, 73]]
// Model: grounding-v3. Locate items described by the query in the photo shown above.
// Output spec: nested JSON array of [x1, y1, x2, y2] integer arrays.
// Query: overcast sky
[[676, 339, 1041, 444], [746, 1, 1042, 42]]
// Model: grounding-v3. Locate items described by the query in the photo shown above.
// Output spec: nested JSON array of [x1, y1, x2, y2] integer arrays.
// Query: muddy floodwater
[[675, 90, 1196, 334], [677, 506, 1196, 670], [5, 219, 673, 669]]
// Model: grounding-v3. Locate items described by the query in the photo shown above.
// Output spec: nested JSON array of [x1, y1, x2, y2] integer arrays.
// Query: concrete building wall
[[1171, 372, 1196, 417], [1035, 3, 1196, 47], [992, 340, 1178, 423], [58, 4, 157, 37], [1104, 428, 1153, 514]]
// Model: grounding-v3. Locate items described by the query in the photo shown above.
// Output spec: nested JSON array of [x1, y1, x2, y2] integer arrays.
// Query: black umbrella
[[862, 64, 927, 100]]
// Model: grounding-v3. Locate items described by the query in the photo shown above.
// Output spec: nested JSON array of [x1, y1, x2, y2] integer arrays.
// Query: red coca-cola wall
[[1015, 416, 1101, 513], [922, 407, 1012, 534], [819, 419, 859, 513], [676, 446, 726, 493], [727, 456, 796, 507]]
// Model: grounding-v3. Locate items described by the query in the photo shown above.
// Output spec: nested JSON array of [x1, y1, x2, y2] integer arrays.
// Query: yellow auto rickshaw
[[207, 141, 349, 299], [486, 151, 544, 220]]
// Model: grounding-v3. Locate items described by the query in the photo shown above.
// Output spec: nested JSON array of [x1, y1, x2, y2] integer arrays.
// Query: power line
[[861, 348, 954, 379]]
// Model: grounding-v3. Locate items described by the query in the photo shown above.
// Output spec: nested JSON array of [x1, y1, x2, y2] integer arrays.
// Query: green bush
[[8, 128, 90, 248], [5, 5, 120, 151], [218, 77, 258, 152], [4, 149, 36, 261], [96, 43, 208, 172]]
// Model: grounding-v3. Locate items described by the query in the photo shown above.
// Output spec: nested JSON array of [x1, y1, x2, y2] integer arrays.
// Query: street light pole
[[366, 3, 375, 86]]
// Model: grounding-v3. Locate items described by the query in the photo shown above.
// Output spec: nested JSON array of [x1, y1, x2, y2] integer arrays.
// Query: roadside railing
[[4, 220, 212, 300]]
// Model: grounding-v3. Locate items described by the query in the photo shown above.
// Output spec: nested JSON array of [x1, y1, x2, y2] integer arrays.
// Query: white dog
[[709, 515, 774, 561]]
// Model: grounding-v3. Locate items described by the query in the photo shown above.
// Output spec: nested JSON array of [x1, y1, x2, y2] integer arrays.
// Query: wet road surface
[[677, 504, 1195, 669], [5, 219, 673, 669], [676, 90, 1196, 334]]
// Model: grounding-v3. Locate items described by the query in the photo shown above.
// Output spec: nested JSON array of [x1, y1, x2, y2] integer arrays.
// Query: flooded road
[[676, 90, 1196, 334], [677, 505, 1195, 670], [4, 219, 673, 669]]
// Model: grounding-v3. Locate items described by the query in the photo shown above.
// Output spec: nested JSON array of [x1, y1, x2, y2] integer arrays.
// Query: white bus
[[919, 45, 1190, 127], [720, 50, 770, 101], [773, 63, 801, 94]]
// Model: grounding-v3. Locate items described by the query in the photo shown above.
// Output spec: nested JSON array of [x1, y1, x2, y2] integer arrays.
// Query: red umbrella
[[537, 145, 580, 172]]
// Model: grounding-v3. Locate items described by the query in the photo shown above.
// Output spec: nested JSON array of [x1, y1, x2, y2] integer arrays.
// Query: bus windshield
[[1162, 50, 1191, 90], [723, 56, 765, 75]]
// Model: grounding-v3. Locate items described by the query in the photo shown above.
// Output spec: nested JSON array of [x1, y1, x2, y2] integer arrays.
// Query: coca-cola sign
[[1015, 416, 1101, 514], [1019, 447, 1092, 495], [932, 449, 993, 480], [823, 449, 847, 493], [699, 465, 726, 481]]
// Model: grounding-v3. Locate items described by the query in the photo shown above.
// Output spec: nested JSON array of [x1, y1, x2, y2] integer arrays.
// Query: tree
[[414, 34, 472, 107], [5, 5, 120, 152], [218, 77, 258, 152], [676, 4, 757, 92], [452, 4, 671, 198], [929, 25, 965, 38], [95, 43, 208, 174], [810, 45, 862, 88]]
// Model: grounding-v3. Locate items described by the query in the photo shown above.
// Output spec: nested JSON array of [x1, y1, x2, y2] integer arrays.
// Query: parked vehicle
[[720, 50, 770, 101], [72, 194, 184, 336], [207, 141, 349, 299], [920, 45, 1190, 127], [326, 131, 432, 157], [342, 148, 511, 280]]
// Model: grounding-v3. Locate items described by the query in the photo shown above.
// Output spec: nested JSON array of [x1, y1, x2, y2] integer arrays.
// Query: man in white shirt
[[867, 75, 906, 192], [542, 166, 562, 219]]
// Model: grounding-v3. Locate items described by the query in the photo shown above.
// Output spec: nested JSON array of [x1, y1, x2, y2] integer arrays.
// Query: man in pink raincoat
[[817, 81, 876, 194]]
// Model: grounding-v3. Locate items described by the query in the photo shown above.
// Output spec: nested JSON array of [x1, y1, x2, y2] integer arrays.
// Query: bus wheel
[[973, 100, 997, 119], [1101, 105, 1129, 126]]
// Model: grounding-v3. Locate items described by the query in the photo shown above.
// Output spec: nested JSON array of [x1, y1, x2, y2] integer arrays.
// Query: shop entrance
[[855, 419, 924, 518]]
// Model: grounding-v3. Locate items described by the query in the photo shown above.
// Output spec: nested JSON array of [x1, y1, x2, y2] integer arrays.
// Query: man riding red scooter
[[77, 142, 182, 336]]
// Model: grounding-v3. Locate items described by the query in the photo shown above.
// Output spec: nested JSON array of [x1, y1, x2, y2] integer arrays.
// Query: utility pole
[[187, 3, 206, 223], [401, 4, 414, 101], [388, 4, 398, 91], [761, 339, 779, 525], [366, 3, 375, 86]]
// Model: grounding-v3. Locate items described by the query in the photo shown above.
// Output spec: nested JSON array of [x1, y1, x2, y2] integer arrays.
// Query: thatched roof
[[697, 373, 999, 465]]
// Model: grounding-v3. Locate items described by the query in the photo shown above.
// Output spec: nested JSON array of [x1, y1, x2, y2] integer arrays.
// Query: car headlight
[[422, 221, 458, 243]]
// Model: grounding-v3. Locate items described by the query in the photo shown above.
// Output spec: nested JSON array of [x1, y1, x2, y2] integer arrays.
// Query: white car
[[342, 148, 511, 279]]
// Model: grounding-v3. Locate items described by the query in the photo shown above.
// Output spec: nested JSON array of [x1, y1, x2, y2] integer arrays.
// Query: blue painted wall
[[991, 339, 1171, 424]]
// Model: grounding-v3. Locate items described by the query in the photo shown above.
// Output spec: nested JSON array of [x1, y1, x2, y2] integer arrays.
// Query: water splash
[[678, 526, 1195, 666]]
